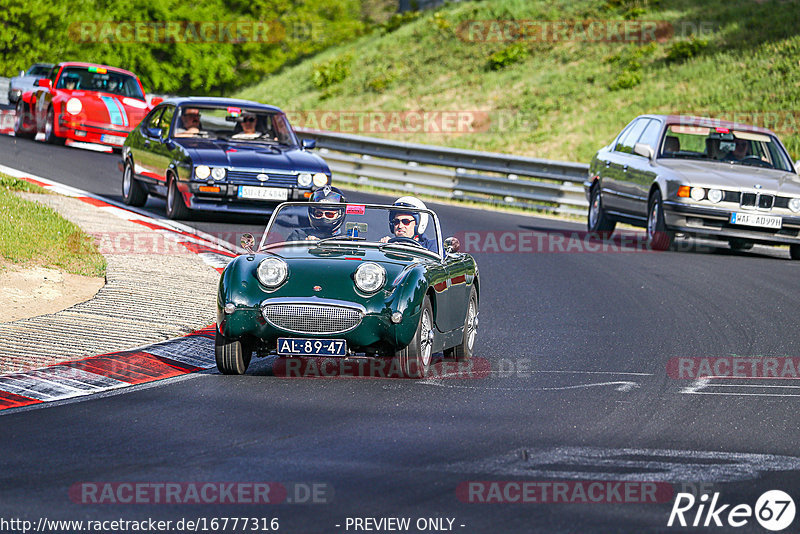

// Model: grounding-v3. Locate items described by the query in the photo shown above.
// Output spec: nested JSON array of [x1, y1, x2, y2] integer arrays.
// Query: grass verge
[[0, 174, 106, 277]]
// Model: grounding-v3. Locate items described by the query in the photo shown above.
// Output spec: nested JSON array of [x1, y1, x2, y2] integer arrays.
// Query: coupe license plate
[[277, 338, 346, 357], [238, 186, 289, 201], [730, 212, 782, 229], [101, 134, 125, 146]]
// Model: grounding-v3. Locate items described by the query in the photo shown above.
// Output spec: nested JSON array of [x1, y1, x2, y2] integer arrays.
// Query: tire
[[790, 245, 800, 261], [215, 331, 252, 375], [13, 101, 34, 139], [728, 238, 754, 251], [587, 183, 616, 235], [395, 297, 434, 378], [44, 107, 65, 145], [444, 286, 478, 361], [646, 190, 674, 251], [166, 174, 190, 220], [122, 160, 148, 207]]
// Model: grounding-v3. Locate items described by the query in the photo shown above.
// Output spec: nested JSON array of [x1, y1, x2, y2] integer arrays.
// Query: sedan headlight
[[66, 98, 82, 115], [257, 258, 288, 288], [789, 198, 800, 213], [297, 173, 312, 187], [707, 189, 723, 203], [354, 262, 386, 293], [690, 187, 705, 201], [195, 165, 211, 179], [211, 167, 226, 181], [313, 172, 329, 187]]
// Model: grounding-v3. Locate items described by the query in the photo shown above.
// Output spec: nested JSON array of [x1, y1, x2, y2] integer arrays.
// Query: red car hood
[[62, 91, 150, 131]]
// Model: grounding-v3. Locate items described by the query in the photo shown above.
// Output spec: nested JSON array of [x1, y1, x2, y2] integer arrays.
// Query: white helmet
[[389, 196, 429, 235]]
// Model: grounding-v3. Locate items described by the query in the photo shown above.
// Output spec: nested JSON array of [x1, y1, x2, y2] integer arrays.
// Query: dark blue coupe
[[120, 97, 331, 219]]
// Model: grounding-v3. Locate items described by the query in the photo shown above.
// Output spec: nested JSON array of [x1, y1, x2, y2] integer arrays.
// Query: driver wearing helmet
[[380, 196, 437, 252], [287, 186, 347, 241], [60, 72, 81, 90]]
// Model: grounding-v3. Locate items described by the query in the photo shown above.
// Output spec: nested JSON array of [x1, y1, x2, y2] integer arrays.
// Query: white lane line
[[420, 380, 641, 392]]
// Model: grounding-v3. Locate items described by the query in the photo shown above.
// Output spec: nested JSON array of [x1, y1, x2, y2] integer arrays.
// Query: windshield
[[659, 124, 793, 171], [258, 202, 441, 256], [27, 65, 51, 77], [57, 66, 144, 99], [172, 105, 298, 145]]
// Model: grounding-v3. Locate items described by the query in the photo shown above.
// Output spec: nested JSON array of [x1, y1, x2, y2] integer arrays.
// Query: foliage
[[311, 54, 352, 89], [487, 42, 529, 71], [666, 37, 709, 63]]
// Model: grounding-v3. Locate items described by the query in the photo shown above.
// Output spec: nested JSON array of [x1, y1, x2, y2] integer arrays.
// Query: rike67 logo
[[668, 490, 795, 531]]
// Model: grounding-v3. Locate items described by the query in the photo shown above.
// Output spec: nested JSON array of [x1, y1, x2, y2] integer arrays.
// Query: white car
[[8, 63, 53, 104]]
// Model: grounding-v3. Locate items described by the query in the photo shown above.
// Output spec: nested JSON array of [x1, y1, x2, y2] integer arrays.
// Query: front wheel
[[166, 175, 190, 219], [587, 183, 616, 235], [790, 245, 800, 261], [646, 190, 673, 251], [122, 160, 148, 206], [444, 286, 478, 361], [215, 332, 253, 375], [394, 297, 434, 378], [13, 101, 34, 139]]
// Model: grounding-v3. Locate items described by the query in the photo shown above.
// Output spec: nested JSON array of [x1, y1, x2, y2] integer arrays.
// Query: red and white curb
[[0, 108, 14, 135], [0, 164, 242, 412]]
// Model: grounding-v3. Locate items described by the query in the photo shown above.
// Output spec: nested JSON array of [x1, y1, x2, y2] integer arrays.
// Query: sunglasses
[[392, 218, 415, 227], [311, 209, 341, 220], [184, 114, 200, 119], [243, 116, 256, 123]]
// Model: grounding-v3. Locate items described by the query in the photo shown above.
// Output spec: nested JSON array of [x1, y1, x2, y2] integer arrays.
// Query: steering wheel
[[741, 155, 772, 168], [387, 236, 424, 248]]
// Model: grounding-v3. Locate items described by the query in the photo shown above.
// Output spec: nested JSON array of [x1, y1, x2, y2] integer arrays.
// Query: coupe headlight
[[690, 187, 705, 201], [789, 198, 800, 213], [313, 172, 329, 187], [195, 165, 211, 179], [66, 98, 82, 115], [297, 173, 312, 187], [211, 167, 226, 180], [257, 258, 288, 288], [707, 189, 723, 203], [354, 262, 386, 293]]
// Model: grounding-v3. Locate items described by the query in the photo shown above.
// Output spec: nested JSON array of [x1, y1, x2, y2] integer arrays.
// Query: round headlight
[[313, 172, 329, 187], [354, 262, 386, 293], [707, 189, 723, 203], [211, 167, 226, 180], [66, 98, 82, 115], [789, 198, 800, 213], [297, 173, 312, 187], [257, 258, 288, 288], [690, 187, 705, 201], [195, 165, 211, 179]]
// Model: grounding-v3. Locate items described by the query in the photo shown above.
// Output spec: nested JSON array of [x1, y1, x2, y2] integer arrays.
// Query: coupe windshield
[[173, 105, 297, 145], [259, 203, 441, 255], [27, 65, 51, 77], [659, 124, 793, 171], [57, 66, 144, 99]]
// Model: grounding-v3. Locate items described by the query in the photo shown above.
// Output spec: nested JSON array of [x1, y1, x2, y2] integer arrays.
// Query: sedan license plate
[[238, 185, 289, 201], [277, 338, 346, 357], [101, 134, 125, 146], [730, 212, 782, 229]]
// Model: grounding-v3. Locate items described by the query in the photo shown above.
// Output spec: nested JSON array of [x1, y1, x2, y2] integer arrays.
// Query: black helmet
[[388, 196, 429, 236], [308, 186, 347, 233]]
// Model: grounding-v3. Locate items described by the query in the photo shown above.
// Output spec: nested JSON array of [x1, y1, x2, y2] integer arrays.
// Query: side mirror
[[795, 160, 800, 176], [146, 127, 162, 139], [444, 237, 460, 254], [19, 70, 25, 77], [149, 96, 164, 107], [35, 79, 51, 89], [634, 142, 654, 160], [241, 233, 255, 254], [302, 139, 316, 150]]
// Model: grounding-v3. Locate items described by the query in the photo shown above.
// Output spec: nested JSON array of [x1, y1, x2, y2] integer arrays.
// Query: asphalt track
[[3, 134, 800, 533]]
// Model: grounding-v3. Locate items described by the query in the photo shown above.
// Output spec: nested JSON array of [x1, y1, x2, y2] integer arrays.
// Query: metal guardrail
[[0, 77, 10, 106], [295, 128, 590, 216]]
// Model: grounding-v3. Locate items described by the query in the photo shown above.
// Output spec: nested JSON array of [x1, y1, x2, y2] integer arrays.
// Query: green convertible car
[[215, 201, 479, 378]]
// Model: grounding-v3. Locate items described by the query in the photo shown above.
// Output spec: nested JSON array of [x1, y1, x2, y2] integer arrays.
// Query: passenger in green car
[[286, 186, 347, 241]]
